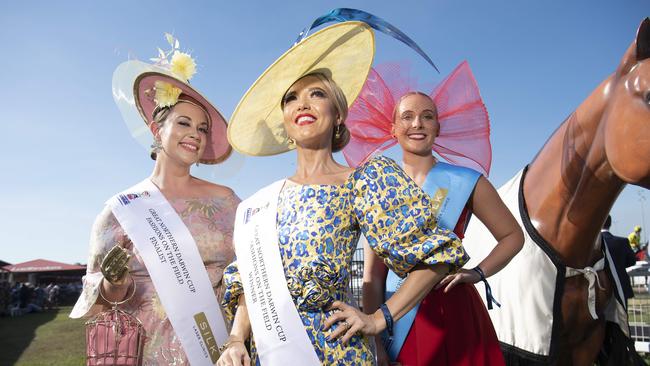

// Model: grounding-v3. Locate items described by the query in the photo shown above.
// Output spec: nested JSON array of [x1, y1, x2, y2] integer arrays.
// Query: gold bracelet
[[99, 276, 136, 308], [218, 339, 244, 354]]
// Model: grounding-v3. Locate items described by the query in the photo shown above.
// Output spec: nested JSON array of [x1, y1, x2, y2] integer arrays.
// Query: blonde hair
[[281, 72, 351, 152], [392, 91, 438, 123]]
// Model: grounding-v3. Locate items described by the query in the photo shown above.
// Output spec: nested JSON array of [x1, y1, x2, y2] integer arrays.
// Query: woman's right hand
[[217, 341, 250, 366]]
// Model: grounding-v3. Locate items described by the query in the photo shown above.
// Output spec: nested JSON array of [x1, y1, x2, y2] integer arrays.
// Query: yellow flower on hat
[[170, 51, 196, 81], [154, 80, 182, 107]]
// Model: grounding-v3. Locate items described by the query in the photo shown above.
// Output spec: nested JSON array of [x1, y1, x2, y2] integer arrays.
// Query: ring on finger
[[342, 320, 350, 329]]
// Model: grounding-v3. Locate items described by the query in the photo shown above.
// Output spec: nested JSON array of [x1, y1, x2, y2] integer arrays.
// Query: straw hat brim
[[227, 21, 375, 156]]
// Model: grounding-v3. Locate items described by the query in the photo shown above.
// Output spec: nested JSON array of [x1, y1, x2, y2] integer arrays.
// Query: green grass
[[0, 307, 85, 366], [2, 303, 650, 365]]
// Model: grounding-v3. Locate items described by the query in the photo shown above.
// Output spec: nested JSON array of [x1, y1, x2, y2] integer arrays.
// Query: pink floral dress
[[71, 194, 240, 365]]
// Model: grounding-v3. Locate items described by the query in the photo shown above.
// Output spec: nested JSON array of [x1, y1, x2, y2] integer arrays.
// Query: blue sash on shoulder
[[384, 162, 481, 360]]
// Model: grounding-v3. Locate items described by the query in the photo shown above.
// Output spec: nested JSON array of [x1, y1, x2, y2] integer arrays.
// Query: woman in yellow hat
[[71, 34, 238, 365], [218, 22, 467, 366]]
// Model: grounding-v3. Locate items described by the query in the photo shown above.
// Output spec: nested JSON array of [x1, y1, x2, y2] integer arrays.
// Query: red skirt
[[396, 283, 505, 366]]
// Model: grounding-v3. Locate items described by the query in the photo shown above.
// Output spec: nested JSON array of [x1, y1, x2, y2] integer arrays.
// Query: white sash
[[234, 180, 320, 365], [108, 179, 228, 365]]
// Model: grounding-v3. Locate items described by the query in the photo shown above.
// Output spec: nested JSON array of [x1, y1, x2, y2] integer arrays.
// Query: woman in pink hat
[[346, 62, 524, 366], [71, 35, 239, 365]]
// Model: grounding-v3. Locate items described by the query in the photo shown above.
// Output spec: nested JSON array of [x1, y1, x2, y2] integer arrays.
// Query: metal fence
[[629, 265, 650, 353], [350, 247, 364, 308]]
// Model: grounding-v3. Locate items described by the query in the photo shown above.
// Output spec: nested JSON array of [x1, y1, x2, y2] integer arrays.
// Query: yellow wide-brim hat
[[228, 21, 375, 156]]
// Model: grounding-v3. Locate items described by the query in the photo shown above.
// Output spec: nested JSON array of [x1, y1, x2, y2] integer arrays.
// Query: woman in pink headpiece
[[347, 62, 524, 366]]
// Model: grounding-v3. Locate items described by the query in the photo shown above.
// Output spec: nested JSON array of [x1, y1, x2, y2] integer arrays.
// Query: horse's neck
[[523, 77, 625, 268]]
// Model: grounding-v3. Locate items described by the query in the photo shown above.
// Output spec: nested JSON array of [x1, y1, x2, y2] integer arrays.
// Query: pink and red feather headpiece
[[342, 61, 492, 176]]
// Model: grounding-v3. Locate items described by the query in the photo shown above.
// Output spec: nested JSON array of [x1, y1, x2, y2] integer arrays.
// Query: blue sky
[[0, 1, 647, 264]]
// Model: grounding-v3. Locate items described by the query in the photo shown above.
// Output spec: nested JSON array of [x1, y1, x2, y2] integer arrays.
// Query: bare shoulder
[[471, 176, 518, 225], [191, 177, 237, 200], [468, 176, 497, 210], [474, 175, 497, 194]]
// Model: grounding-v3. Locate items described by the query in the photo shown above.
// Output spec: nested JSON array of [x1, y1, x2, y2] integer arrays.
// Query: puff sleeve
[[350, 156, 469, 277], [220, 262, 244, 322], [70, 206, 129, 318]]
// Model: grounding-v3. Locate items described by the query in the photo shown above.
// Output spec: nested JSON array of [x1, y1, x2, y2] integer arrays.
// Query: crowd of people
[[0, 281, 80, 317]]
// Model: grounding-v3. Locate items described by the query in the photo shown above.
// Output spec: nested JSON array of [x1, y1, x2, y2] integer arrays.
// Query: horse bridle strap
[[565, 257, 606, 320]]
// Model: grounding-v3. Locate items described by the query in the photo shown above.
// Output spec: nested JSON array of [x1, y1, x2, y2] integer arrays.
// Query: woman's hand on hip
[[324, 301, 383, 344], [434, 268, 481, 292]]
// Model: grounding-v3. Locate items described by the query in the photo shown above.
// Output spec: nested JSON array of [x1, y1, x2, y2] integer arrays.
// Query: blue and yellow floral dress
[[222, 156, 468, 365]]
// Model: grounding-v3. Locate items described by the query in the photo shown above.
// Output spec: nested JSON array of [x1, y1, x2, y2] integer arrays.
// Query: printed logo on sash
[[430, 188, 448, 218], [117, 191, 151, 206], [243, 202, 270, 224], [194, 312, 220, 363]]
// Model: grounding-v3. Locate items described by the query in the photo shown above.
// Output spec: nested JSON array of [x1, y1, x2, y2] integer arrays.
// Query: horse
[[463, 18, 650, 366]]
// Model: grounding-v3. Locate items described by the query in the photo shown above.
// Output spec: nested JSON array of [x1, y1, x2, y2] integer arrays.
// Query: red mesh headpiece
[[343, 61, 492, 176]]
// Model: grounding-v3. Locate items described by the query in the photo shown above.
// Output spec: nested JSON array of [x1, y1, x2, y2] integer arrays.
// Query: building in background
[[2, 259, 85, 285], [0, 260, 10, 282]]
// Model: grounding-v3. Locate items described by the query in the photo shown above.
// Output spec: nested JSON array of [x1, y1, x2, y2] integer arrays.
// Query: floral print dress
[[71, 193, 240, 365], [222, 156, 468, 365]]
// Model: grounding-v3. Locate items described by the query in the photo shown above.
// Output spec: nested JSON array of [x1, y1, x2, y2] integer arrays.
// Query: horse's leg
[[571, 321, 606, 366], [558, 271, 612, 366]]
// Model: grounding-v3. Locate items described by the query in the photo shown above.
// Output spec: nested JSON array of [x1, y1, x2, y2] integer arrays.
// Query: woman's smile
[[179, 141, 199, 153], [407, 132, 427, 141], [295, 113, 317, 126]]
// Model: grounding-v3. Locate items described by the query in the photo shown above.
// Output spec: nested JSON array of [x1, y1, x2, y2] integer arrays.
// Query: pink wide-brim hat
[[114, 60, 231, 164]]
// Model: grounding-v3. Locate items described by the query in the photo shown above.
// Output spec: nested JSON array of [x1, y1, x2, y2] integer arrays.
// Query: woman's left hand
[[323, 301, 381, 344], [434, 268, 481, 292]]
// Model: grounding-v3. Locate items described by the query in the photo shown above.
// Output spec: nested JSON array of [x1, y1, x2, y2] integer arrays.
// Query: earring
[[195, 162, 200, 167], [287, 137, 296, 148], [335, 125, 341, 139], [150, 139, 162, 150], [150, 139, 162, 157]]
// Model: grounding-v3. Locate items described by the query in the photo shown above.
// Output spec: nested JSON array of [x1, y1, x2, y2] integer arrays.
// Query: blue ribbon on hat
[[295, 8, 439, 73]]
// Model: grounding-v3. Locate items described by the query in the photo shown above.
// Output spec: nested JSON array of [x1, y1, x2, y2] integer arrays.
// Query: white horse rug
[[462, 168, 630, 363]]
